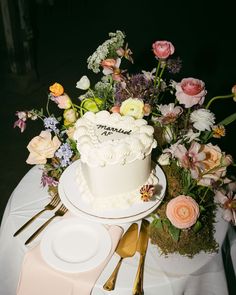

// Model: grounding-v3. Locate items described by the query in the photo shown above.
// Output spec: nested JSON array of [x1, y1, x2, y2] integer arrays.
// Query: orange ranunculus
[[166, 195, 200, 229], [49, 82, 64, 97]]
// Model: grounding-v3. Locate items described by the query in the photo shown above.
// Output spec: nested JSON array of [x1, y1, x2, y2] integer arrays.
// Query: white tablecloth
[[0, 166, 235, 295]]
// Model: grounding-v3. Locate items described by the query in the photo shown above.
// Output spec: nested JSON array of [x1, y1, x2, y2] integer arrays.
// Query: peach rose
[[152, 41, 175, 59], [49, 82, 64, 97], [175, 78, 207, 108], [166, 195, 200, 229], [26, 131, 61, 165], [198, 144, 233, 186]]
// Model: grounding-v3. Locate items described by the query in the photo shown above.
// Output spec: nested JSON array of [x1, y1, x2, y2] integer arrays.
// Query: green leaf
[[192, 220, 202, 233], [152, 218, 163, 229], [168, 224, 180, 241], [218, 112, 236, 126]]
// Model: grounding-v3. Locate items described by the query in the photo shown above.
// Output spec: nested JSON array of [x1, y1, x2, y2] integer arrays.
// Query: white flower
[[163, 126, 174, 143], [190, 108, 215, 131], [142, 68, 156, 80], [76, 76, 90, 90], [183, 129, 201, 143], [158, 153, 170, 165]]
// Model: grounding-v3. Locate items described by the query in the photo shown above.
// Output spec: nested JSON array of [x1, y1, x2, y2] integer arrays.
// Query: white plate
[[40, 217, 111, 273], [58, 160, 166, 222]]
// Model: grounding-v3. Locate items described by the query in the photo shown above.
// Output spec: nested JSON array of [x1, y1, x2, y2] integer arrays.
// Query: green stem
[[46, 96, 50, 116], [157, 63, 166, 88], [205, 94, 234, 109], [200, 187, 210, 204], [153, 60, 161, 88]]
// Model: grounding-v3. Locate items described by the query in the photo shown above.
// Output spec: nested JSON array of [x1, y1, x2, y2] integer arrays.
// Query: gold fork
[[13, 194, 61, 237], [24, 204, 68, 245]]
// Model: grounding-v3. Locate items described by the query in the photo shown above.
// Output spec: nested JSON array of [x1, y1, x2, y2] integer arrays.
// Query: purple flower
[[44, 117, 59, 133], [55, 143, 73, 167], [41, 173, 58, 187]]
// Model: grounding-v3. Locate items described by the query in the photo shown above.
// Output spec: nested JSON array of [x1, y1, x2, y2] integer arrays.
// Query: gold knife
[[132, 219, 150, 295], [103, 223, 138, 291]]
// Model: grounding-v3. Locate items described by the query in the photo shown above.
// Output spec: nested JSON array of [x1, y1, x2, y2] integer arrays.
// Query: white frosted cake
[[73, 110, 158, 210]]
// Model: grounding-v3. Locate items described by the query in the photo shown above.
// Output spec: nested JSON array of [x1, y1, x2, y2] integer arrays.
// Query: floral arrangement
[[14, 30, 236, 256]]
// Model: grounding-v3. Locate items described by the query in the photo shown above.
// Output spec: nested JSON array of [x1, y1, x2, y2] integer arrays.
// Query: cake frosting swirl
[[73, 110, 158, 210]]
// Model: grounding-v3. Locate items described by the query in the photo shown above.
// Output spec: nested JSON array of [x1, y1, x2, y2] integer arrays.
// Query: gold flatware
[[13, 194, 61, 237], [103, 223, 138, 291], [132, 219, 150, 295], [25, 204, 68, 245]]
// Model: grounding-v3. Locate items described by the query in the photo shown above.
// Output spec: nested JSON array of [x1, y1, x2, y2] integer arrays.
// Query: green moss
[[149, 163, 219, 257]]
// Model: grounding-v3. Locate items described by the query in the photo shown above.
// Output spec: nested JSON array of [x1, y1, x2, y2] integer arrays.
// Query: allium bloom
[[166, 195, 200, 229], [76, 76, 90, 90], [190, 108, 215, 131], [152, 41, 175, 59], [120, 98, 144, 119], [175, 78, 207, 108], [26, 131, 61, 165], [49, 82, 64, 97]]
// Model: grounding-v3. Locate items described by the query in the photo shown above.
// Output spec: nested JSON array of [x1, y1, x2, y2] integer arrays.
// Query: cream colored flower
[[26, 131, 61, 165], [76, 76, 90, 90], [63, 109, 78, 126], [120, 98, 144, 119]]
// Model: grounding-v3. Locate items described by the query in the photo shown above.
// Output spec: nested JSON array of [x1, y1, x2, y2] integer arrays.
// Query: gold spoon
[[103, 223, 138, 291]]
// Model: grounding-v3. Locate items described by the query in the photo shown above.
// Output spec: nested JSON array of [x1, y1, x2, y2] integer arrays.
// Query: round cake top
[[73, 110, 157, 167]]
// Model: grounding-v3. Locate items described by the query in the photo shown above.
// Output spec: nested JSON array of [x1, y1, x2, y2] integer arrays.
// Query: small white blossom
[[183, 129, 201, 143], [190, 108, 215, 131], [158, 153, 171, 165], [87, 31, 125, 73], [76, 76, 90, 90]]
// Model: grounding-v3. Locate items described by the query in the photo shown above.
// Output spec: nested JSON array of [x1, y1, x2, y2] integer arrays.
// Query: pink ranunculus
[[152, 41, 175, 59], [166, 195, 200, 229], [175, 78, 207, 108], [101, 58, 117, 74], [26, 130, 61, 165]]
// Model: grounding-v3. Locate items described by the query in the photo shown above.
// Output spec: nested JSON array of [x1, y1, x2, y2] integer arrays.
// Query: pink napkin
[[17, 225, 123, 295]]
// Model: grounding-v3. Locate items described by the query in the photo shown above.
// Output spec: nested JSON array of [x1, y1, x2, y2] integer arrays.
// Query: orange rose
[[166, 195, 200, 229], [49, 82, 64, 97]]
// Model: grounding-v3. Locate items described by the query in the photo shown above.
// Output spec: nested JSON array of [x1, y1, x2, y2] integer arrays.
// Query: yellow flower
[[212, 125, 226, 138], [49, 82, 64, 97], [120, 98, 144, 119], [63, 109, 78, 126], [82, 97, 103, 113]]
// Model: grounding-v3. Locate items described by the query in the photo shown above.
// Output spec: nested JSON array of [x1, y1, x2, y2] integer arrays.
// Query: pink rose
[[175, 78, 207, 108], [110, 105, 120, 113], [166, 195, 200, 229], [54, 93, 71, 109], [26, 131, 61, 165], [152, 41, 175, 59]]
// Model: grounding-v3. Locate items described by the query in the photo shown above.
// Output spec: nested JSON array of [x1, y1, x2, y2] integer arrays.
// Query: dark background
[[0, 0, 235, 221]]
